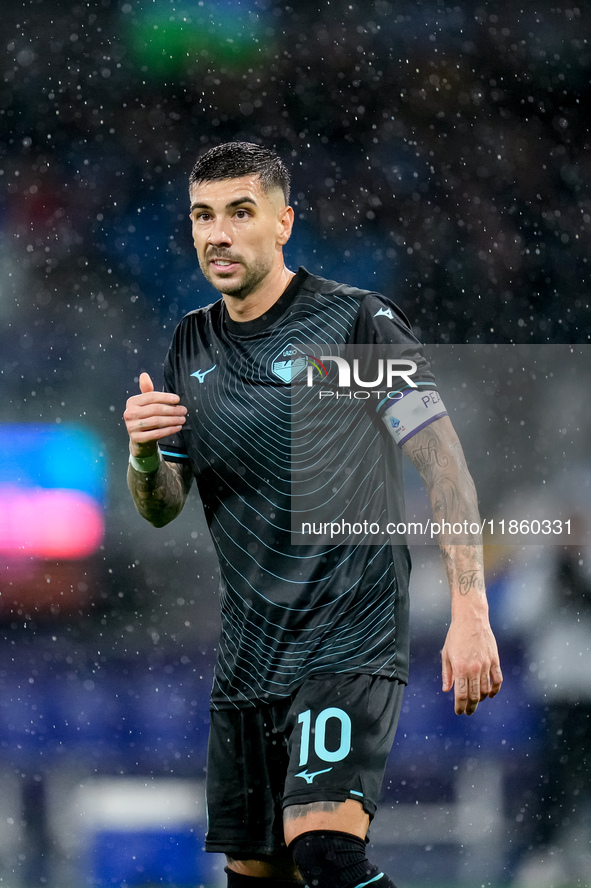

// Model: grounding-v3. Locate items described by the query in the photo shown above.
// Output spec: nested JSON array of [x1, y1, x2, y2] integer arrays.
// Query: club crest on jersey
[[271, 345, 309, 383]]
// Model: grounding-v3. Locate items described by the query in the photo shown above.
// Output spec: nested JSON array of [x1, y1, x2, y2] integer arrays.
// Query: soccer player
[[123, 142, 502, 888]]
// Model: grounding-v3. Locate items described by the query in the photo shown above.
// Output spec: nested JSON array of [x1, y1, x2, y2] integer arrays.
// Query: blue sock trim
[[354, 874, 384, 888]]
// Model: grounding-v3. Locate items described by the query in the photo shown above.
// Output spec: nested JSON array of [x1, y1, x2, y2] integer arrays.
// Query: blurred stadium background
[[1, 0, 590, 885]]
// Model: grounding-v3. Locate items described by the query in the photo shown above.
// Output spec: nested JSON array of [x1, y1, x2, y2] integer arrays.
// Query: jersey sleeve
[[159, 333, 191, 465], [349, 292, 448, 446]]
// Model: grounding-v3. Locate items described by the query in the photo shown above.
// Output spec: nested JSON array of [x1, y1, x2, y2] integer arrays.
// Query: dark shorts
[[205, 672, 404, 857]]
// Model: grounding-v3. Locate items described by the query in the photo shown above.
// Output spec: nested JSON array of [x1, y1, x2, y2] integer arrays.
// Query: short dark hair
[[189, 141, 291, 205]]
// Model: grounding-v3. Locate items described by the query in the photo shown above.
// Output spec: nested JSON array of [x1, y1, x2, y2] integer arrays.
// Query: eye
[[193, 211, 211, 222], [234, 209, 250, 219]]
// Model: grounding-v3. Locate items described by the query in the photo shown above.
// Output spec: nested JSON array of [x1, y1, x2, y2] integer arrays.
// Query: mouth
[[209, 257, 240, 274]]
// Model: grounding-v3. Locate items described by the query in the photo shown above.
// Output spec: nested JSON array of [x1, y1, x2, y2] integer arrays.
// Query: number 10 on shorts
[[297, 707, 352, 766]]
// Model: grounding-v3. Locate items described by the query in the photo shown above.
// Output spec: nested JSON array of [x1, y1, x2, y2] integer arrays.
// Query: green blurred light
[[129, 0, 269, 76]]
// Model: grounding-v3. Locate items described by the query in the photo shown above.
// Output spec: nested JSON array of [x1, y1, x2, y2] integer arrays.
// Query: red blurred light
[[0, 487, 104, 559]]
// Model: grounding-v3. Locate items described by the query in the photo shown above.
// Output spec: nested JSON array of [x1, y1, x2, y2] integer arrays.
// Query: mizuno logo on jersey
[[191, 365, 217, 383], [294, 767, 333, 784], [374, 307, 394, 320]]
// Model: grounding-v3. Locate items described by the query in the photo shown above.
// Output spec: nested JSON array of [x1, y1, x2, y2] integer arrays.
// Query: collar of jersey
[[223, 266, 309, 338]]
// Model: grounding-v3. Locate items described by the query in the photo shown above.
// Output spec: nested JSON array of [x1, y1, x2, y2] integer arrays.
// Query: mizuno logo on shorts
[[294, 767, 333, 784]]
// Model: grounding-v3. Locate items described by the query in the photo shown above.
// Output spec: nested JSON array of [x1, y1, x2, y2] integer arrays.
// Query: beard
[[199, 251, 274, 300]]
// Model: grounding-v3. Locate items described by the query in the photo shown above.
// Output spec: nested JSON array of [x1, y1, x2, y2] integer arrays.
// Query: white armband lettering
[[383, 389, 448, 446]]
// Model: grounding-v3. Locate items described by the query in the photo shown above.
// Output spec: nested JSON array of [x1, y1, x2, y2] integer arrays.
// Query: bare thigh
[[283, 798, 369, 846]]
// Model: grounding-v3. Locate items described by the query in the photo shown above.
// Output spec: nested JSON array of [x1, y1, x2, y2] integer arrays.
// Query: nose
[[207, 217, 232, 247]]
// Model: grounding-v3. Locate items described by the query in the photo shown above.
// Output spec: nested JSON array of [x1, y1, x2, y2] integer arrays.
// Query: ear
[[276, 205, 294, 246]]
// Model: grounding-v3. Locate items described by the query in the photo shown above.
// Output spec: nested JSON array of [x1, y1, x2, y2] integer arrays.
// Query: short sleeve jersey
[[161, 268, 441, 709]]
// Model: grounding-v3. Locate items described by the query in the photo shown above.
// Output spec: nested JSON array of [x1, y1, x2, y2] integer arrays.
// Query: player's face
[[189, 175, 293, 299]]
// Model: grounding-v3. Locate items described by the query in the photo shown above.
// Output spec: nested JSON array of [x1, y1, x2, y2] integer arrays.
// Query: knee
[[290, 830, 397, 888], [225, 857, 299, 881], [225, 857, 305, 888]]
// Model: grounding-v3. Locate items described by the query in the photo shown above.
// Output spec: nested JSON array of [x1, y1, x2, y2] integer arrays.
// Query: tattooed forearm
[[403, 416, 486, 599], [127, 460, 192, 527], [409, 437, 449, 479], [458, 569, 485, 595], [406, 423, 480, 535]]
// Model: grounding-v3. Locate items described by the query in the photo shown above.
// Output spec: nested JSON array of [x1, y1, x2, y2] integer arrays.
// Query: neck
[[223, 264, 295, 322]]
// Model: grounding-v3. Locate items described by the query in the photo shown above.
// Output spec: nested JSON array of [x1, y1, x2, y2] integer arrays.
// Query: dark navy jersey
[[160, 268, 440, 709]]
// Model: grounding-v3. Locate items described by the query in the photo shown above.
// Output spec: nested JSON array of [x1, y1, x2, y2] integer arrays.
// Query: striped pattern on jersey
[[161, 268, 436, 709]]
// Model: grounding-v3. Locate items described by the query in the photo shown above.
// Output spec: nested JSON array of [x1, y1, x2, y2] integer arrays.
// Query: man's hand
[[401, 415, 503, 715], [441, 606, 503, 716], [124, 372, 187, 457], [124, 372, 192, 527]]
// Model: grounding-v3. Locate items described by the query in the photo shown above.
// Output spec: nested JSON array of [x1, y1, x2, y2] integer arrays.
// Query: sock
[[290, 830, 397, 888]]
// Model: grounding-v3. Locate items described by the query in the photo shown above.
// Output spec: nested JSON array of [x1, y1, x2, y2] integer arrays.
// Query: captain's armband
[[383, 389, 448, 446]]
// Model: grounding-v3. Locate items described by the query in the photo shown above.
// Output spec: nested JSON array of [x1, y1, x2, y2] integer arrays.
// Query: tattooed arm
[[402, 415, 503, 715], [127, 458, 193, 527], [124, 372, 193, 527]]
